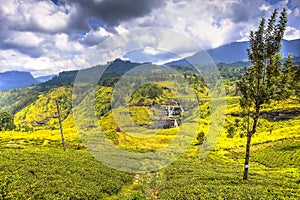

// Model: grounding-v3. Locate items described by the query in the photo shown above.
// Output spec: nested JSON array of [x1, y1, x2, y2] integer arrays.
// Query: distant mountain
[[165, 39, 300, 66], [35, 74, 56, 83], [281, 39, 300, 58], [0, 71, 38, 91], [0, 59, 141, 114]]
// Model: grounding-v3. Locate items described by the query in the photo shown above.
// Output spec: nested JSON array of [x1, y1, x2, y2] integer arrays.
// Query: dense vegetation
[[0, 63, 299, 199], [0, 148, 133, 199], [0, 96, 298, 199], [0, 12, 299, 197], [0, 112, 15, 131]]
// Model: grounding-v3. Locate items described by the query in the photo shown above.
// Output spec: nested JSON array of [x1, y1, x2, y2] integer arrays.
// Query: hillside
[[0, 59, 140, 114], [14, 87, 73, 131], [1, 95, 299, 199], [0, 58, 299, 199]]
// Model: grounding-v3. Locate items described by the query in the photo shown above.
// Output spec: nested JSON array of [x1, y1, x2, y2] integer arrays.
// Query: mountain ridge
[[0, 71, 39, 91], [165, 38, 300, 66], [1, 38, 299, 91], [36, 74, 56, 83]]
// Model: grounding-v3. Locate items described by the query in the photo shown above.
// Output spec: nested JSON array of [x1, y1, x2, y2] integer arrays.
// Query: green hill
[[0, 59, 299, 199], [14, 86, 73, 131]]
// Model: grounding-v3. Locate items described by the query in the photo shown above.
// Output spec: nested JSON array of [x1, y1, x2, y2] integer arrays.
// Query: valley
[[0, 58, 299, 199]]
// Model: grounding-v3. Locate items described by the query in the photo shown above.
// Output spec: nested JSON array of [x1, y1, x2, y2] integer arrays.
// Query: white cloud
[[143, 47, 161, 55], [0, 49, 74, 76], [284, 26, 300, 40], [0, 47, 96, 77], [0, 0, 70, 33], [0, 0, 299, 76], [80, 27, 111, 45], [4, 32, 44, 48], [291, 0, 300, 8], [121, 0, 251, 49], [55, 33, 84, 52], [115, 25, 129, 34], [29, 1, 69, 33], [259, 4, 270, 11]]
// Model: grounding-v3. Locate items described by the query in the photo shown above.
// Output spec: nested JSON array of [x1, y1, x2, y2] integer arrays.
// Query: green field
[[0, 95, 299, 199], [0, 61, 299, 199]]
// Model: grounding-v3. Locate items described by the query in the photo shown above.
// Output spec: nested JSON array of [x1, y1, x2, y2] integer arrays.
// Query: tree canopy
[[0, 112, 15, 131]]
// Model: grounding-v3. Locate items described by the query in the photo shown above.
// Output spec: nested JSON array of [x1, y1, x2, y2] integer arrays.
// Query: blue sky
[[0, 0, 299, 76]]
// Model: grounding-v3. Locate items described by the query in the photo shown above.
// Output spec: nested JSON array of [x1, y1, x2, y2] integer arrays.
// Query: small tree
[[55, 99, 66, 151], [237, 8, 289, 180], [0, 112, 15, 131], [196, 131, 205, 145]]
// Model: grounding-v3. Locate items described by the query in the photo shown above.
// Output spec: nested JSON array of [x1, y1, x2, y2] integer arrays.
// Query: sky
[[0, 0, 299, 77]]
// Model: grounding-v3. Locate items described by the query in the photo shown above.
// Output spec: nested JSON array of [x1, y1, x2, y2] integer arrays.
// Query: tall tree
[[237, 8, 288, 180]]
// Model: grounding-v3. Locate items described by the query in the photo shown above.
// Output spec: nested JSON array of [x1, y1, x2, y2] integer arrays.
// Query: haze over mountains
[[1, 39, 299, 91], [165, 39, 300, 66], [0, 71, 55, 91], [0, 71, 38, 91], [35, 75, 56, 83]]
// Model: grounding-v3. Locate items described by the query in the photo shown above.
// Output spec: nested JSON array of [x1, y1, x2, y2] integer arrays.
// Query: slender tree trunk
[[243, 134, 252, 180], [56, 100, 66, 151], [243, 112, 259, 180]]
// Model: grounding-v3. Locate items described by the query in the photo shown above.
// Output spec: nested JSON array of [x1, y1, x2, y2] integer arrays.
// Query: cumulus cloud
[[0, 47, 93, 77], [84, 28, 201, 67], [0, 0, 299, 76], [120, 0, 251, 48], [79, 27, 112, 46], [0, 0, 70, 34], [285, 26, 300, 40]]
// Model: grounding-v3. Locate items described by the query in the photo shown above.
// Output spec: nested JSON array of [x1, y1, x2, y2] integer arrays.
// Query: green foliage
[[157, 156, 300, 199], [95, 86, 113, 117], [0, 148, 133, 199], [0, 86, 41, 114], [250, 140, 300, 168], [14, 86, 72, 131], [196, 131, 205, 145], [217, 62, 248, 81], [0, 54, 299, 198], [224, 118, 247, 138], [0, 93, 299, 199], [104, 131, 119, 145], [237, 8, 293, 113], [0, 112, 15, 131], [237, 8, 290, 179], [0, 175, 23, 199], [131, 83, 163, 99]]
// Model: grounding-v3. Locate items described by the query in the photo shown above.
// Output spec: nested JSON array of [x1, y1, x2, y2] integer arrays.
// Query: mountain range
[[0, 71, 55, 91], [165, 39, 300, 66], [0, 71, 38, 91], [35, 74, 55, 83], [1, 39, 299, 91]]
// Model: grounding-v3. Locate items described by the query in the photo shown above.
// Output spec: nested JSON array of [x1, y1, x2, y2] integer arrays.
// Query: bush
[[0, 112, 15, 131], [196, 131, 205, 145]]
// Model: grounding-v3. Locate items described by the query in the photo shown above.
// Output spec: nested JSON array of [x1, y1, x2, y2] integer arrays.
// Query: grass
[[0, 148, 133, 199], [157, 154, 300, 200], [246, 139, 300, 168], [0, 95, 299, 199]]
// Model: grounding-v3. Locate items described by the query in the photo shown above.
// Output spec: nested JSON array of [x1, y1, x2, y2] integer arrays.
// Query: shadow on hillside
[[230, 109, 300, 121], [260, 109, 300, 121]]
